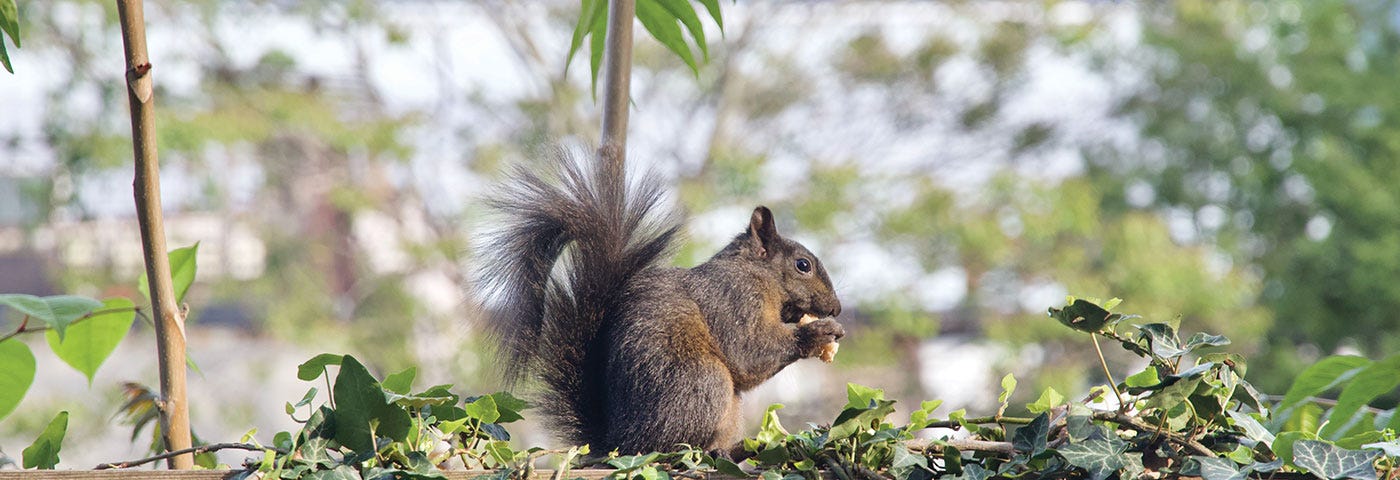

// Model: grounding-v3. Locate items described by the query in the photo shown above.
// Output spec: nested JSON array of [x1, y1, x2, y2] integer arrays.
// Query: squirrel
[[475, 147, 844, 455]]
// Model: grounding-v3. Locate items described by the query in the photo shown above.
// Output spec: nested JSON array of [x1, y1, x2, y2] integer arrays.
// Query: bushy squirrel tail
[[475, 147, 680, 446]]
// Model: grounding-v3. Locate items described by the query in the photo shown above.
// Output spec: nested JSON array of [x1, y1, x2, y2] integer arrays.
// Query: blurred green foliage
[[1085, 0, 1400, 392]]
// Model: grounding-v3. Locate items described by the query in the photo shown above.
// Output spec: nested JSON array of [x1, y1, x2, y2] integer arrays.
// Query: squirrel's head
[[735, 206, 842, 323]]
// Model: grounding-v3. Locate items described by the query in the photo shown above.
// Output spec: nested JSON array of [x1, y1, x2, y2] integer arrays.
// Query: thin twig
[[0, 306, 143, 344], [95, 442, 276, 470], [1091, 333, 1127, 412], [1092, 411, 1214, 457], [905, 438, 1016, 455], [922, 415, 1034, 429]]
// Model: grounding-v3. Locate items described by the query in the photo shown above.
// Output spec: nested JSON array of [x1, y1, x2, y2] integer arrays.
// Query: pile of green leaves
[[232, 353, 544, 480]]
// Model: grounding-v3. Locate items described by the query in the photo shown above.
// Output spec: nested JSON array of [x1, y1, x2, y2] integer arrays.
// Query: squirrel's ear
[[748, 206, 780, 258]]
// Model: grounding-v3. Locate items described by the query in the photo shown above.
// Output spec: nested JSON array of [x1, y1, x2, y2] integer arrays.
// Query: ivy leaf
[[0, 339, 35, 420], [1058, 437, 1128, 480], [1226, 410, 1275, 446], [1190, 456, 1246, 480], [487, 391, 529, 423], [608, 452, 661, 471], [997, 373, 1017, 405], [136, 243, 200, 305], [1361, 441, 1400, 458], [22, 411, 67, 469], [45, 297, 135, 384], [1182, 332, 1231, 352], [1274, 431, 1321, 467], [1135, 323, 1186, 358], [754, 404, 789, 447], [1279, 355, 1370, 412], [464, 394, 500, 424], [1012, 413, 1049, 456], [712, 457, 749, 478], [381, 366, 416, 395], [0, 294, 103, 341], [297, 353, 344, 381], [890, 445, 933, 480], [954, 463, 990, 480], [1319, 354, 1400, 440], [845, 383, 886, 409], [1026, 387, 1062, 414], [1065, 405, 1103, 442], [908, 399, 944, 429], [1291, 440, 1380, 480], [1124, 366, 1161, 390], [1048, 299, 1117, 333], [331, 355, 411, 451]]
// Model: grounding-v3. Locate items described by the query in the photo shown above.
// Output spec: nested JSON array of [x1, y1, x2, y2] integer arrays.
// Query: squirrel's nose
[[828, 300, 842, 318]]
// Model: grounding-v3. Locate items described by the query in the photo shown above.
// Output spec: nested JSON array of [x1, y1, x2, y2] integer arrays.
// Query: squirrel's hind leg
[[604, 350, 736, 454]]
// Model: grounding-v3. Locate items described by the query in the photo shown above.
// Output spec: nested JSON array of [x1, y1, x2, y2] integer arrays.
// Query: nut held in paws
[[819, 342, 840, 363]]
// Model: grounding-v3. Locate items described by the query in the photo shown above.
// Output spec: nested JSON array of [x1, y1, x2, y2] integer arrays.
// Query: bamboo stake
[[115, 0, 194, 469], [597, 0, 635, 174]]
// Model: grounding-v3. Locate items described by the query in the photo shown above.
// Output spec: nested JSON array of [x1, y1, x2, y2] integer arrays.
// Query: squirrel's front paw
[[795, 316, 845, 362]]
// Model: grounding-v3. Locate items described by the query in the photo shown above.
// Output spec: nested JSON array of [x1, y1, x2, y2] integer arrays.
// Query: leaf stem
[[95, 442, 281, 469], [0, 306, 143, 344], [1091, 333, 1127, 412]]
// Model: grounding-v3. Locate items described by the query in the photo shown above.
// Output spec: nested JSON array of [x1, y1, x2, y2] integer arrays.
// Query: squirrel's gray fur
[[476, 147, 843, 454]]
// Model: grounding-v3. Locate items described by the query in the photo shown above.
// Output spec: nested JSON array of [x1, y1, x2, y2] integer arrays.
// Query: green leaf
[[845, 383, 886, 409], [695, 0, 722, 31], [45, 297, 135, 384], [1319, 354, 1400, 439], [382, 366, 416, 394], [331, 355, 411, 451], [1124, 366, 1160, 389], [588, 0, 608, 98], [297, 353, 344, 381], [1291, 440, 1380, 480], [1026, 387, 1063, 414], [1361, 441, 1400, 457], [0, 294, 103, 341], [1182, 332, 1231, 352], [635, 0, 699, 76], [754, 404, 788, 447], [1, 39, 11, 74], [464, 394, 500, 424], [908, 399, 944, 430], [1135, 323, 1186, 358], [1273, 431, 1321, 466], [997, 373, 1017, 405], [1058, 437, 1128, 480], [1011, 413, 1049, 456], [0, 0, 17, 47], [0, 340, 36, 420], [0, 0, 16, 73], [1280, 355, 1371, 412], [566, 0, 605, 75], [486, 391, 529, 423], [655, 0, 707, 61], [484, 440, 515, 465], [712, 457, 749, 477], [1191, 456, 1247, 480], [1048, 299, 1116, 333], [137, 243, 200, 305], [1226, 410, 1275, 446], [22, 411, 67, 469], [608, 452, 660, 471], [890, 445, 933, 480]]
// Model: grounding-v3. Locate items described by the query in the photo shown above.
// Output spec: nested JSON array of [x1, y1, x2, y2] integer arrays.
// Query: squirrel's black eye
[[795, 258, 812, 273]]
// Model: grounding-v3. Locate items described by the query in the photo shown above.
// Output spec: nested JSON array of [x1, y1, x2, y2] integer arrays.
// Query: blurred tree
[[1085, 0, 1400, 391]]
